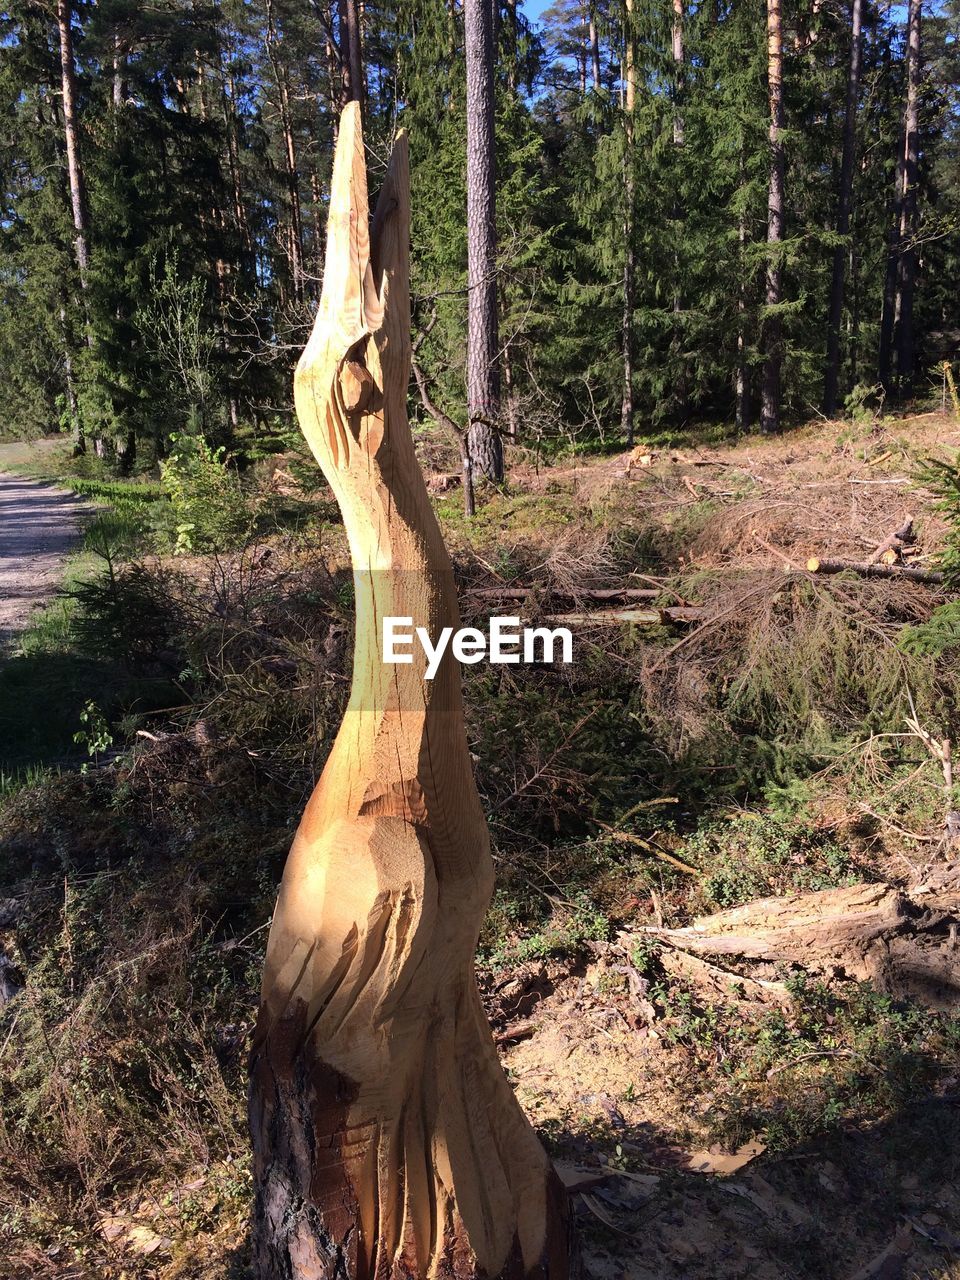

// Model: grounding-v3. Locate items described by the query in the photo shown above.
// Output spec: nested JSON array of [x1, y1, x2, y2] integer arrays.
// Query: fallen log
[[464, 586, 662, 603], [547, 606, 708, 626], [631, 877, 960, 1009], [806, 557, 943, 584]]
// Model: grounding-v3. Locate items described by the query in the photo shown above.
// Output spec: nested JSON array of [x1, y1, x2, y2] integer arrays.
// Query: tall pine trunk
[[823, 0, 863, 418], [55, 0, 90, 454], [879, 1, 922, 393], [465, 0, 504, 483], [621, 0, 636, 446], [57, 0, 89, 285], [760, 0, 785, 434], [338, 0, 365, 108], [589, 5, 601, 90], [265, 0, 304, 305], [895, 0, 922, 390], [671, 0, 684, 146]]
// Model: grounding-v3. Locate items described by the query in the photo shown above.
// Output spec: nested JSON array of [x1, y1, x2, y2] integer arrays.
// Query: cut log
[[249, 104, 573, 1280], [633, 878, 960, 1010], [464, 586, 662, 603], [546, 607, 708, 626], [806, 557, 943, 584]]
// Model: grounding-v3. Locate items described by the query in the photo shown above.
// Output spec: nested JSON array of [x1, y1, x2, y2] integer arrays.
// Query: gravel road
[[0, 472, 90, 648]]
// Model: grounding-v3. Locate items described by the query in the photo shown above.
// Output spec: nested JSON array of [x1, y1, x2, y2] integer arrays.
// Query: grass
[[0, 463, 167, 778], [647, 958, 960, 1153]]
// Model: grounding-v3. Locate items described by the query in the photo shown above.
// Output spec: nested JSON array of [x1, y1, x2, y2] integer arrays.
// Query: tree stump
[[248, 104, 573, 1280]]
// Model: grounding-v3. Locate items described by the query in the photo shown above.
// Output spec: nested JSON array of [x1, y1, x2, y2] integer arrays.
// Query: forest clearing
[[3, 0, 960, 1275], [2, 408, 960, 1279]]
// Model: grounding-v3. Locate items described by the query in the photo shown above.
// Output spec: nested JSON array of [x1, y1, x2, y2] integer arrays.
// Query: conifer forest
[[2, 1, 960, 1278], [3, 0, 959, 457]]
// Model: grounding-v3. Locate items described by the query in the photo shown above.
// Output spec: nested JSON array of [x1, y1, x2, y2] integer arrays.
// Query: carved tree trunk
[[249, 104, 573, 1280]]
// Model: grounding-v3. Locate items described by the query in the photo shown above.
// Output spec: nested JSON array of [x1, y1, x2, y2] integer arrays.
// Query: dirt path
[[0, 472, 90, 648]]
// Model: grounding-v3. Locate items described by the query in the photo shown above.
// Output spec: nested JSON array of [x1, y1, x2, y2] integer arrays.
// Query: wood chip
[[684, 1139, 766, 1176]]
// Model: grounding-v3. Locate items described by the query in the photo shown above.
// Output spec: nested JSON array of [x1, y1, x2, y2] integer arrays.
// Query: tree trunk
[[56, 0, 90, 286], [878, 10, 921, 395], [589, 5, 601, 90], [895, 0, 922, 391], [338, 0, 365, 108], [671, 0, 684, 146], [506, 0, 520, 92], [249, 103, 573, 1280], [621, 0, 636, 446], [58, 300, 83, 452], [213, 2, 253, 262], [265, 0, 305, 304], [735, 207, 750, 432], [878, 167, 903, 391], [760, 0, 785, 434], [465, 0, 504, 484], [823, 0, 863, 418]]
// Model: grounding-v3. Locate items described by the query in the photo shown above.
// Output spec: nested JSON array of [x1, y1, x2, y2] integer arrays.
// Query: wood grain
[[249, 103, 573, 1280]]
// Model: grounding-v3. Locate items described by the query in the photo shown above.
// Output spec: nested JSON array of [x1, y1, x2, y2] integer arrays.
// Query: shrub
[[157, 432, 250, 554]]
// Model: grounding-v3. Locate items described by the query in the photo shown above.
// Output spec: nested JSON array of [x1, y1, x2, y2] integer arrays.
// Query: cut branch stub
[[248, 103, 573, 1280]]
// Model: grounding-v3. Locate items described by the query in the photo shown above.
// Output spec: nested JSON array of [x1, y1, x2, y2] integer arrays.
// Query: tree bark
[[589, 5, 601, 90], [895, 0, 922, 391], [671, 0, 684, 146], [823, 0, 863, 418], [58, 300, 82, 450], [878, 4, 922, 394], [338, 0, 365, 108], [265, 0, 305, 304], [735, 205, 750, 432], [249, 104, 573, 1280], [56, 0, 90, 286], [465, 0, 504, 483], [760, 0, 785, 434], [621, 0, 636, 446]]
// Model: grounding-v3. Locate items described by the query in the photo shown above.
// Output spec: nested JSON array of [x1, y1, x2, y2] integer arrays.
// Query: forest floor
[[1, 413, 960, 1279], [0, 471, 91, 648]]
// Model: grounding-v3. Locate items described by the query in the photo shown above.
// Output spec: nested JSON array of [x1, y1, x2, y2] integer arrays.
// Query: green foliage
[[651, 958, 960, 1152], [916, 454, 960, 586], [157, 433, 250, 554], [72, 700, 114, 762], [686, 813, 857, 912], [482, 891, 611, 969]]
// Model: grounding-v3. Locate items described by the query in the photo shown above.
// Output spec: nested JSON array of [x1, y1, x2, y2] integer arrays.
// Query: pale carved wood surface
[[249, 104, 571, 1280]]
